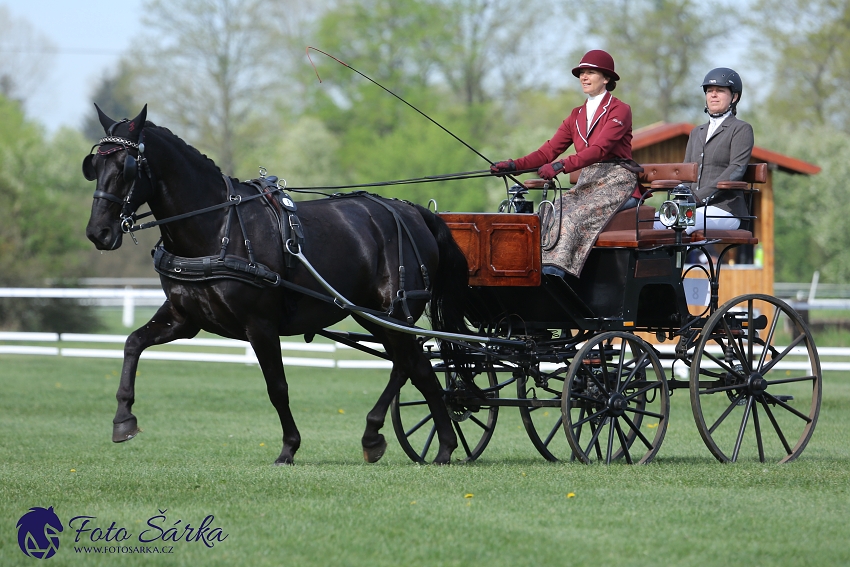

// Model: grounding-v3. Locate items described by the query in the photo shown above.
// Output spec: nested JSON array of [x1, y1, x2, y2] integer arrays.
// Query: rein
[[125, 179, 285, 233], [121, 169, 523, 233]]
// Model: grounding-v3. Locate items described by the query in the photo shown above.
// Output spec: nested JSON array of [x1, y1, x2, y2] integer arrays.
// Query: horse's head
[[83, 104, 152, 250]]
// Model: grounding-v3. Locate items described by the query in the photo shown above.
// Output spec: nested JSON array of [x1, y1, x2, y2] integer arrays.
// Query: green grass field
[[1, 353, 849, 566]]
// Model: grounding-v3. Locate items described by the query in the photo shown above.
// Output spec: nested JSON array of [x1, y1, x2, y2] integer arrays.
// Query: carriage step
[[772, 395, 794, 403]]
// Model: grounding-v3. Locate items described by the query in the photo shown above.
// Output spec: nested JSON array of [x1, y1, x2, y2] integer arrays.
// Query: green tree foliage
[[752, 0, 850, 132], [577, 0, 737, 127], [308, 0, 569, 212], [0, 95, 102, 331], [130, 0, 309, 177], [748, 0, 850, 283], [0, 96, 93, 285], [754, 122, 850, 283]]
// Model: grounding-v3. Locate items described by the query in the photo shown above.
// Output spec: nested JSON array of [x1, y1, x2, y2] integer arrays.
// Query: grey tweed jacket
[[683, 114, 754, 217]]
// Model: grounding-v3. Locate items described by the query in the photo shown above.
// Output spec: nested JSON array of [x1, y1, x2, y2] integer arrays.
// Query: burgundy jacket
[[514, 92, 635, 174]]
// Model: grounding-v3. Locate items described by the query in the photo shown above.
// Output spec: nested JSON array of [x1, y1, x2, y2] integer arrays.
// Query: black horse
[[83, 105, 469, 464]]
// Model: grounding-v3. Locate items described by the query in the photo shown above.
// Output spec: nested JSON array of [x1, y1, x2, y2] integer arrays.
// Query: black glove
[[490, 159, 516, 175], [537, 161, 565, 180]]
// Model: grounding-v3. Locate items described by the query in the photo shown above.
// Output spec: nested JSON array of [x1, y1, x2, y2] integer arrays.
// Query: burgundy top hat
[[571, 50, 620, 82]]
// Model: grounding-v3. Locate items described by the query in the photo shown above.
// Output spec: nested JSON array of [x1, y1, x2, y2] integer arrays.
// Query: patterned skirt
[[539, 163, 637, 276]]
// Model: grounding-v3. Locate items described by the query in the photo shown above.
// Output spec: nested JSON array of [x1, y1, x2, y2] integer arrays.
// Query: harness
[[150, 174, 293, 288], [330, 192, 432, 323], [88, 131, 431, 322]]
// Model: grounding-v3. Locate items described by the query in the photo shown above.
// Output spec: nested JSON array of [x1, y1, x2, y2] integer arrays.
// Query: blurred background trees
[[2, 0, 850, 286]]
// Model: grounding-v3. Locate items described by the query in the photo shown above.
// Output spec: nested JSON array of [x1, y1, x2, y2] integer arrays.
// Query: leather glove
[[537, 161, 565, 180], [490, 159, 516, 175]]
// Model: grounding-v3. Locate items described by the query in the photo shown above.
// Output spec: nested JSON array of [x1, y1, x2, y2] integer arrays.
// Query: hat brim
[[571, 64, 620, 82]]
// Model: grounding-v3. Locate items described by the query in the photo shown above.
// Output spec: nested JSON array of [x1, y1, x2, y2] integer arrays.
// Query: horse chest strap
[[152, 245, 281, 288]]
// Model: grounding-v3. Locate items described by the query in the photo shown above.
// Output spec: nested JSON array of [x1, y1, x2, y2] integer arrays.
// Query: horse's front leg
[[113, 300, 200, 442], [247, 330, 300, 465]]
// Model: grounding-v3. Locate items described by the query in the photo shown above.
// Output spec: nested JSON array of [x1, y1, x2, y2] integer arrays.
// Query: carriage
[[382, 162, 822, 465], [84, 106, 821, 466]]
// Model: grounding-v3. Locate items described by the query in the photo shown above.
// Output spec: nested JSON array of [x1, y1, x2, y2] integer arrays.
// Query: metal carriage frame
[[381, 162, 822, 465]]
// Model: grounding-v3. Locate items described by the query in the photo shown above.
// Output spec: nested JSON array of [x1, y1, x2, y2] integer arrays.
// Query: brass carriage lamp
[[659, 184, 696, 229], [659, 184, 696, 269]]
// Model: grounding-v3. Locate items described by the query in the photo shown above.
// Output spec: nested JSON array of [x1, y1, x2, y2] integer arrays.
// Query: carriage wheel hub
[[748, 374, 768, 394], [607, 393, 628, 417]]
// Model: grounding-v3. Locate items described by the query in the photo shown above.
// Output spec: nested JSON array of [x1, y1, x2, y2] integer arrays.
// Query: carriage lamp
[[659, 184, 696, 229], [506, 184, 534, 214]]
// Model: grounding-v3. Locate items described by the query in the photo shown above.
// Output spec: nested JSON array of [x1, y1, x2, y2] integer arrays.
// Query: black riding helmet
[[702, 67, 742, 115]]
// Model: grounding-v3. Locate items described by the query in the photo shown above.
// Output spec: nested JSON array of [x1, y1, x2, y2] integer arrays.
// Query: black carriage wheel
[[690, 294, 822, 463], [390, 366, 499, 464], [562, 331, 670, 464], [518, 367, 574, 461]]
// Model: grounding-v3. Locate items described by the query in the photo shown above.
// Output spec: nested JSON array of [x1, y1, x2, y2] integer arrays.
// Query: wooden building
[[631, 122, 820, 304]]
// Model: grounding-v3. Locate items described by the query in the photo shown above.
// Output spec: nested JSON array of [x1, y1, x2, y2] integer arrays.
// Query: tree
[[83, 59, 141, 142], [0, 6, 56, 107], [0, 95, 94, 285], [750, 0, 850, 132], [307, 0, 577, 211], [131, 0, 315, 177], [757, 122, 850, 283], [576, 0, 738, 127]]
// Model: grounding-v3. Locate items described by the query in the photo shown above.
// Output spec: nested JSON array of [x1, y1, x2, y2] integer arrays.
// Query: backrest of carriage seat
[[638, 163, 698, 185], [743, 162, 767, 184], [568, 163, 698, 186]]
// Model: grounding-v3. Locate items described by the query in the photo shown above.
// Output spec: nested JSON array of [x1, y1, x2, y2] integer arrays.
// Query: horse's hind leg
[[113, 300, 200, 442], [361, 332, 457, 464]]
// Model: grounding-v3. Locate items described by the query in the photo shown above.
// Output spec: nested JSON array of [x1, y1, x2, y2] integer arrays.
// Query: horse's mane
[[144, 120, 223, 176]]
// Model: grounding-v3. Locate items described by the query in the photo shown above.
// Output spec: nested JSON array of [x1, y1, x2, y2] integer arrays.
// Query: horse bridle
[[82, 120, 154, 236]]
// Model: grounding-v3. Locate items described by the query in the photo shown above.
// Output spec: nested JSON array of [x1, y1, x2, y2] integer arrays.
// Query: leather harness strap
[[347, 193, 432, 323]]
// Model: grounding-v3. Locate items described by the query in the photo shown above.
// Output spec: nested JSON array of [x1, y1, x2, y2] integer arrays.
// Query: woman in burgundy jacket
[[491, 49, 639, 277]]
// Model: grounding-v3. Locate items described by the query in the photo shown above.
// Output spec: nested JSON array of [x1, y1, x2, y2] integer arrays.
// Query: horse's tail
[[414, 205, 473, 366]]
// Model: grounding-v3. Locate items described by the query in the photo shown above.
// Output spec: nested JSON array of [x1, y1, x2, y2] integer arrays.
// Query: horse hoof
[[433, 448, 454, 465], [363, 437, 388, 463], [274, 458, 294, 466], [112, 419, 140, 443]]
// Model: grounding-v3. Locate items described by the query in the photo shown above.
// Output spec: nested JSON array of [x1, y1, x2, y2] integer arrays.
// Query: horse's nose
[[86, 224, 118, 250]]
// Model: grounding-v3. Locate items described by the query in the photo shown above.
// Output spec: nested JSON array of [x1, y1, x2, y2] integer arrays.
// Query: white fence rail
[[0, 287, 166, 327], [0, 332, 395, 369], [2, 332, 849, 371]]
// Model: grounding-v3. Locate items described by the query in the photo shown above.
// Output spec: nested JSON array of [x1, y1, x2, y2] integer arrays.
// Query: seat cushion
[[600, 206, 656, 232], [594, 229, 683, 248]]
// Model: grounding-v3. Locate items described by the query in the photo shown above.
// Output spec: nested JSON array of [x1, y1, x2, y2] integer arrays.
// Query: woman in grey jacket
[[660, 68, 754, 233]]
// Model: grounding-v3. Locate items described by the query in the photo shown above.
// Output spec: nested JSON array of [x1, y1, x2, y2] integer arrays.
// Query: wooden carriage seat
[[688, 163, 766, 245], [591, 163, 699, 248]]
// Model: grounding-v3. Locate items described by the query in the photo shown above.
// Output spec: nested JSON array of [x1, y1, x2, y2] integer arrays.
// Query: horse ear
[[127, 105, 148, 135], [94, 103, 116, 133]]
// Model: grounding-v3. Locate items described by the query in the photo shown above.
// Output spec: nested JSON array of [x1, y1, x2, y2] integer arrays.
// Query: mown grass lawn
[[1, 355, 849, 566]]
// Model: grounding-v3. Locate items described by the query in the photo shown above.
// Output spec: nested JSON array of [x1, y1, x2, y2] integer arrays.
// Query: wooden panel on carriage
[[439, 213, 541, 286]]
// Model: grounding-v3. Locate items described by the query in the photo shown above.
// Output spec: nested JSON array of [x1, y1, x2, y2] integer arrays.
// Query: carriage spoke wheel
[[391, 366, 498, 463], [691, 294, 822, 463], [518, 367, 575, 461], [562, 331, 669, 464]]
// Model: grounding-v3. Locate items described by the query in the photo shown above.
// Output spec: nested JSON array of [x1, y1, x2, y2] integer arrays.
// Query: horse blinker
[[123, 153, 137, 183], [82, 154, 96, 181]]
